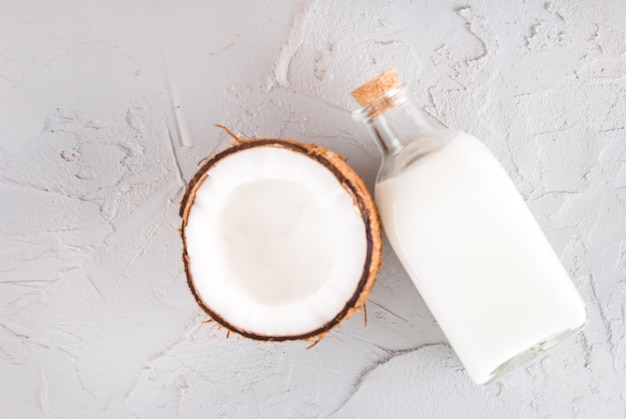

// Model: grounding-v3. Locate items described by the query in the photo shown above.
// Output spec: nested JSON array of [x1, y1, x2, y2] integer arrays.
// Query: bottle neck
[[353, 84, 452, 182], [353, 85, 444, 157]]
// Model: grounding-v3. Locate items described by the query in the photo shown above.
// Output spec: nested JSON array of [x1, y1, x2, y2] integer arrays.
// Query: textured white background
[[1, 0, 625, 417]]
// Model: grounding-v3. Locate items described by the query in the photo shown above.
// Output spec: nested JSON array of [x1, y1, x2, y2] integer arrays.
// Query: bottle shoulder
[[377, 130, 489, 183]]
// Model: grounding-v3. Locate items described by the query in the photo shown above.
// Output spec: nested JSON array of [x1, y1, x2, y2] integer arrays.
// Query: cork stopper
[[351, 68, 401, 118], [351, 68, 400, 106]]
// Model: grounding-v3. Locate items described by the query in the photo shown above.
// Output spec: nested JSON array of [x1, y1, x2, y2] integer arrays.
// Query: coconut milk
[[375, 132, 588, 384]]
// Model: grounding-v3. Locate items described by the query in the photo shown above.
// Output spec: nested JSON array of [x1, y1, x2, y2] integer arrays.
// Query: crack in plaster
[[72, 362, 106, 412], [329, 343, 448, 416], [266, 0, 318, 90], [38, 368, 54, 418], [455, 6, 491, 63], [117, 214, 167, 288], [367, 299, 414, 328], [588, 274, 616, 360], [166, 126, 186, 187]]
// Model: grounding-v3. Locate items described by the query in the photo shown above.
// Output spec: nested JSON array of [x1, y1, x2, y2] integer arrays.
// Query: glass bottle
[[351, 68, 588, 384]]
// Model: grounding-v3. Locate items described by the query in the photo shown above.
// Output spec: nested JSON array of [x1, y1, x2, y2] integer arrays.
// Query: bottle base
[[484, 315, 588, 385]]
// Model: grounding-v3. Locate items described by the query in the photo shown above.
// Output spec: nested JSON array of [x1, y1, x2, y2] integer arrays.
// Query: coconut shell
[[180, 135, 383, 342]]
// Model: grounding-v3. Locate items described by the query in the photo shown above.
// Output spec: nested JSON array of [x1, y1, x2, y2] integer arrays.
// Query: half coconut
[[180, 127, 382, 341]]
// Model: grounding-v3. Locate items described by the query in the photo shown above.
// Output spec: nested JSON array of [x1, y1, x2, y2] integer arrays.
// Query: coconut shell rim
[[180, 137, 383, 342]]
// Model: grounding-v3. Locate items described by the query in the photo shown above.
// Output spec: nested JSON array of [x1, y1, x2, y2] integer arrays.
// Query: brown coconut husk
[[180, 127, 383, 342]]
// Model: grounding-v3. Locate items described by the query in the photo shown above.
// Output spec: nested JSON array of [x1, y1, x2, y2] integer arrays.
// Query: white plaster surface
[[1, 0, 625, 417]]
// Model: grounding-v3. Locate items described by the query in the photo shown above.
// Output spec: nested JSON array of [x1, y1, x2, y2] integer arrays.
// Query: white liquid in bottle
[[375, 132, 588, 384], [352, 68, 588, 384]]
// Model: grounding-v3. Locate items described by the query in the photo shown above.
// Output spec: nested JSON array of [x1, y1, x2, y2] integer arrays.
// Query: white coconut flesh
[[184, 145, 370, 338]]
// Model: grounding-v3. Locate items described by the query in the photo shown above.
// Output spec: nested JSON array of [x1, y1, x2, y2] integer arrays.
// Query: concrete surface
[[1, 0, 625, 417]]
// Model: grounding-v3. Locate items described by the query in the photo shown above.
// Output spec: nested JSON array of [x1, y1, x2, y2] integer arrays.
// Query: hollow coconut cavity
[[180, 128, 382, 341]]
